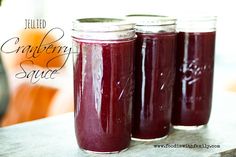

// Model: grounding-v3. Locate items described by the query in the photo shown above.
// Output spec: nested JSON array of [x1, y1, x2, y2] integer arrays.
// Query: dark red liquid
[[73, 39, 135, 152], [132, 32, 176, 139], [172, 31, 216, 126]]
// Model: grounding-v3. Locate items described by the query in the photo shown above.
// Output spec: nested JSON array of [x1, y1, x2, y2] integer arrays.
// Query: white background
[[1, 0, 235, 59], [0, 0, 235, 90]]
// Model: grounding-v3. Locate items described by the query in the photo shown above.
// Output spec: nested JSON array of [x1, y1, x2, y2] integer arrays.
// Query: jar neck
[[72, 18, 136, 40], [72, 29, 136, 41], [126, 15, 176, 33], [177, 16, 217, 32], [135, 24, 176, 33]]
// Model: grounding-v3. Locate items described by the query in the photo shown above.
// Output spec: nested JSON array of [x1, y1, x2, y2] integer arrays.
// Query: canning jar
[[172, 16, 217, 130], [127, 15, 177, 140], [72, 18, 136, 153]]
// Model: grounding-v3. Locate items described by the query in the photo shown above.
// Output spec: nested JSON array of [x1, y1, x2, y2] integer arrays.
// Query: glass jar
[[0, 54, 9, 121], [127, 15, 177, 140], [172, 16, 217, 130], [72, 18, 136, 153]]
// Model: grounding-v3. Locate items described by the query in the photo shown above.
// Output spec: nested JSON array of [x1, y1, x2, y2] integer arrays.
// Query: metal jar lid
[[72, 18, 136, 40], [126, 14, 176, 33]]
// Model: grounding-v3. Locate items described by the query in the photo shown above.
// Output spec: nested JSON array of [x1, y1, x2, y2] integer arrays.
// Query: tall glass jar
[[172, 16, 217, 130], [72, 18, 136, 153], [127, 15, 177, 140], [0, 54, 9, 121]]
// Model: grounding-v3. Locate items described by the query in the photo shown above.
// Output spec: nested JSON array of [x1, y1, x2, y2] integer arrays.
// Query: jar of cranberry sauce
[[172, 16, 217, 130], [72, 18, 136, 153], [127, 15, 177, 141]]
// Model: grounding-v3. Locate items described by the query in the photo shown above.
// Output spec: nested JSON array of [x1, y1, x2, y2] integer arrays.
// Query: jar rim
[[126, 14, 167, 17], [177, 16, 217, 22], [72, 18, 136, 40], [126, 14, 176, 26], [73, 18, 135, 32], [176, 16, 217, 32], [78, 18, 123, 23]]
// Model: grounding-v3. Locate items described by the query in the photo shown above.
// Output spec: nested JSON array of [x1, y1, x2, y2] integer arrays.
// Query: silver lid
[[72, 18, 136, 40], [126, 14, 176, 33]]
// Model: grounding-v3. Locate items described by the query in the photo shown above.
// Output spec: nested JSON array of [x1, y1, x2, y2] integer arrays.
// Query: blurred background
[[0, 0, 235, 127]]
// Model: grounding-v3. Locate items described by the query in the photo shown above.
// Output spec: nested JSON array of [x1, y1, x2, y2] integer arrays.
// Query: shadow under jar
[[127, 15, 177, 141], [172, 16, 217, 130], [72, 18, 136, 153]]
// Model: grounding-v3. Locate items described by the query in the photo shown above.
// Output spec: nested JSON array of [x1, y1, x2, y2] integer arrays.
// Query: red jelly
[[72, 18, 136, 153], [172, 17, 217, 129], [127, 15, 177, 140]]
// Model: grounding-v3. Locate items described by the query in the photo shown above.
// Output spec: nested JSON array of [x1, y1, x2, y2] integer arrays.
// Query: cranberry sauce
[[132, 32, 176, 139], [172, 31, 216, 126], [74, 39, 135, 152]]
